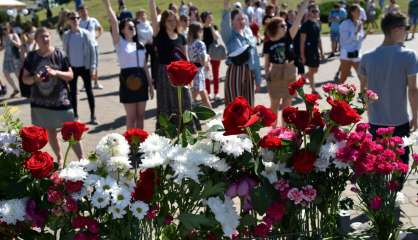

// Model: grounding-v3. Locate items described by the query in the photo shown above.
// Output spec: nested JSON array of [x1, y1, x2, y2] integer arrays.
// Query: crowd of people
[[0, 0, 418, 166]]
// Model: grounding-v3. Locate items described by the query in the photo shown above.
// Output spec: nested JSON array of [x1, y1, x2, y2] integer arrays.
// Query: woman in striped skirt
[[221, 0, 262, 106]]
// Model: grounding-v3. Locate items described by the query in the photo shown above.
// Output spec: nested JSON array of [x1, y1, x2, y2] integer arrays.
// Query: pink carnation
[[413, 153, 418, 163], [322, 83, 336, 93], [366, 90, 379, 101], [301, 185, 317, 202], [376, 127, 395, 136], [287, 188, 304, 205], [274, 179, 290, 192]]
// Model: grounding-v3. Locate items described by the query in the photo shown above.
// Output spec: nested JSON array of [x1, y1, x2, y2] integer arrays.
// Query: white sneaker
[[94, 83, 104, 89]]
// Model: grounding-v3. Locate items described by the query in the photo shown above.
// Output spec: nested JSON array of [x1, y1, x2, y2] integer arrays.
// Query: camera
[[38, 66, 49, 81]]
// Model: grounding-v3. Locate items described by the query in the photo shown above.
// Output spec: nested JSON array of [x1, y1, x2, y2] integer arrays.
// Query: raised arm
[[149, 0, 159, 35], [300, 33, 306, 64], [221, 0, 233, 46], [102, 0, 119, 45], [289, 0, 309, 39]]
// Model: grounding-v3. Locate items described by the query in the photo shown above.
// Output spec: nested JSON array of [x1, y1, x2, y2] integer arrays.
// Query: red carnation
[[253, 223, 271, 238], [222, 97, 259, 135], [20, 125, 48, 152], [259, 134, 282, 149], [24, 151, 54, 179], [65, 180, 84, 193], [166, 60, 199, 86], [61, 122, 89, 141], [254, 105, 277, 127], [304, 93, 320, 105], [124, 128, 149, 145], [328, 98, 361, 126], [292, 149, 316, 174], [288, 76, 306, 95]]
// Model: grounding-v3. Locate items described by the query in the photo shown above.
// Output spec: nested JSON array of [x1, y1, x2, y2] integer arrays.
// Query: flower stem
[[63, 141, 73, 168], [177, 86, 183, 133]]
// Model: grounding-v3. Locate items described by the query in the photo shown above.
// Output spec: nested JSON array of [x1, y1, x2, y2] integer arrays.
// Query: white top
[[253, 7, 264, 26], [339, 19, 365, 52], [116, 38, 146, 69], [80, 17, 101, 46], [359, 7, 367, 22], [135, 20, 154, 44]]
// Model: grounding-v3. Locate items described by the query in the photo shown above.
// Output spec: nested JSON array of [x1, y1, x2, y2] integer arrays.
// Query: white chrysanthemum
[[91, 190, 111, 209], [59, 165, 87, 182], [71, 186, 89, 200], [221, 135, 253, 157], [0, 198, 27, 225], [96, 133, 130, 162], [95, 176, 118, 193], [139, 134, 172, 154], [130, 201, 149, 221], [205, 119, 224, 130], [109, 186, 131, 209], [109, 205, 127, 219], [107, 156, 132, 173], [84, 174, 101, 188], [316, 142, 337, 171], [396, 192, 407, 207], [333, 159, 350, 169], [261, 148, 275, 162], [261, 161, 279, 184], [189, 146, 229, 172], [68, 158, 98, 172], [0, 132, 20, 156], [118, 176, 136, 193], [140, 152, 170, 168], [207, 196, 240, 237]]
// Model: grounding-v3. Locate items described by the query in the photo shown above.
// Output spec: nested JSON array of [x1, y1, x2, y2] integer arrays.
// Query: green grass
[[27, 0, 411, 31]]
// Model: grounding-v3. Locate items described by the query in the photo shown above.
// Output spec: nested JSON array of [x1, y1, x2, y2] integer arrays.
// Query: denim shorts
[[410, 14, 418, 25], [330, 31, 340, 42]]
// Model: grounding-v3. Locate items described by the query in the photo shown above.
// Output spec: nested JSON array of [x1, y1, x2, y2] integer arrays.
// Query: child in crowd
[[188, 21, 212, 109]]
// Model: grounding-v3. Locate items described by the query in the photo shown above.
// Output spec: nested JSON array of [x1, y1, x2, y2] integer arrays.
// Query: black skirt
[[119, 67, 149, 103]]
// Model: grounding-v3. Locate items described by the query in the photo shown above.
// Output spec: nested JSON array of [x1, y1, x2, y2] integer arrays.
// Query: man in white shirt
[[354, 0, 368, 22], [78, 5, 104, 89]]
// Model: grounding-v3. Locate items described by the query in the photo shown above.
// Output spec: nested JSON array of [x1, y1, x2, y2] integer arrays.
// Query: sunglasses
[[311, 10, 319, 13], [69, 16, 81, 21], [128, 25, 135, 31], [279, 24, 287, 29]]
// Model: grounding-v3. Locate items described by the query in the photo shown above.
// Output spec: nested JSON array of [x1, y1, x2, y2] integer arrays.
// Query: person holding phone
[[338, 4, 366, 83], [21, 27, 84, 168]]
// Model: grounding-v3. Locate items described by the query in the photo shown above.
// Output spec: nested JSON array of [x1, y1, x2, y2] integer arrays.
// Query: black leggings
[[69, 67, 95, 118]]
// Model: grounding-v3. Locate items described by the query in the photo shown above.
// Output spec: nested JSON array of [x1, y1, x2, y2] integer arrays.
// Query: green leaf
[[182, 110, 194, 125], [251, 184, 277, 214], [192, 105, 216, 120], [159, 113, 170, 128], [178, 213, 215, 230], [307, 127, 324, 153], [201, 181, 227, 198]]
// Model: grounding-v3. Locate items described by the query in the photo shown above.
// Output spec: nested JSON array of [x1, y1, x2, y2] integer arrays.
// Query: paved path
[[2, 32, 418, 234]]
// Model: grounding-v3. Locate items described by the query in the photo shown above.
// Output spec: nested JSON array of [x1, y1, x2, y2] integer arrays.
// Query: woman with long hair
[[20, 26, 37, 62], [0, 22, 21, 98], [103, 0, 153, 129], [221, 0, 262, 106], [338, 4, 366, 83], [149, 0, 194, 128]]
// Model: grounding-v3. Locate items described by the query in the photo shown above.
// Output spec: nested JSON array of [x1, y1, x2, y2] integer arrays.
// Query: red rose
[[65, 180, 84, 193], [20, 125, 48, 152], [259, 134, 282, 149], [283, 107, 310, 130], [292, 149, 316, 174], [328, 98, 361, 126], [124, 128, 149, 145], [222, 96, 259, 135], [61, 122, 89, 141], [132, 169, 159, 203], [304, 93, 320, 105], [24, 151, 54, 179], [254, 105, 277, 127], [166, 60, 199, 86], [288, 76, 306, 95]]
